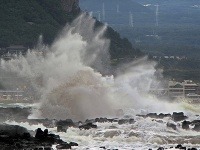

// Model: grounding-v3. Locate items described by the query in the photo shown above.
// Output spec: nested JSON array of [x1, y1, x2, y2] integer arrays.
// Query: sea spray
[[0, 13, 189, 121]]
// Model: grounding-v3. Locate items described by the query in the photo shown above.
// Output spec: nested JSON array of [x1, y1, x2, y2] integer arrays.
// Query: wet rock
[[175, 144, 186, 150], [147, 113, 158, 118], [137, 113, 171, 119], [167, 122, 176, 130], [157, 147, 164, 150], [0, 123, 79, 150], [193, 123, 200, 132], [172, 112, 187, 122], [118, 118, 135, 125], [35, 128, 44, 140], [57, 125, 67, 132], [129, 118, 135, 124], [100, 146, 106, 149], [182, 121, 190, 130], [118, 119, 129, 125], [158, 113, 172, 119], [107, 119, 116, 123], [56, 119, 76, 132], [95, 117, 109, 123], [69, 142, 78, 146], [85, 119, 95, 124], [79, 122, 97, 130], [56, 119, 76, 128], [191, 120, 200, 125], [188, 148, 198, 150], [56, 143, 71, 149]]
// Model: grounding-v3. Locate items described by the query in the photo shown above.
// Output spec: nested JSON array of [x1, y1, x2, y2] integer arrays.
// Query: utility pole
[[155, 4, 159, 27], [129, 12, 134, 27], [102, 2, 105, 21], [117, 4, 119, 13]]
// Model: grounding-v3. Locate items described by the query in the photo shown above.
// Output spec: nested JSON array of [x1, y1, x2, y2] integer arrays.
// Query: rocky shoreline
[[1, 107, 200, 149]]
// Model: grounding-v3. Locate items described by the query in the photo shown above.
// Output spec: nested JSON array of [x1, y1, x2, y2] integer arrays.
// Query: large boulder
[[182, 121, 190, 130], [167, 122, 176, 130], [95, 118, 109, 123], [172, 112, 187, 122], [56, 119, 76, 132], [193, 123, 200, 132], [0, 124, 29, 137], [56, 119, 76, 127], [79, 122, 97, 130]]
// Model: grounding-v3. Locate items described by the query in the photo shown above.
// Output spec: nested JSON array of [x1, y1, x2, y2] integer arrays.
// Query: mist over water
[[0, 13, 190, 121]]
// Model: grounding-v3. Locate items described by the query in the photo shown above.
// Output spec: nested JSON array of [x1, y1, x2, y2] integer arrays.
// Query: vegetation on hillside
[[0, 0, 77, 47], [0, 0, 142, 60]]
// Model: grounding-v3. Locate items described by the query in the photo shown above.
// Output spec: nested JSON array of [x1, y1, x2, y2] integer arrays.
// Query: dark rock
[[172, 112, 187, 122], [0, 124, 71, 149], [57, 125, 67, 132], [85, 119, 95, 124], [44, 129, 48, 137], [95, 117, 108, 123], [56, 119, 76, 128], [129, 118, 135, 124], [118, 119, 129, 125], [100, 146, 106, 149], [137, 113, 171, 119], [175, 144, 186, 150], [107, 119, 115, 123], [188, 148, 198, 150], [69, 142, 78, 146], [158, 113, 165, 119], [182, 121, 190, 130], [22, 132, 31, 139], [35, 128, 44, 139], [79, 122, 97, 130], [191, 120, 200, 125], [167, 122, 176, 130], [56, 143, 71, 149], [147, 113, 158, 118], [157, 147, 164, 150], [193, 123, 200, 132], [0, 124, 29, 137]]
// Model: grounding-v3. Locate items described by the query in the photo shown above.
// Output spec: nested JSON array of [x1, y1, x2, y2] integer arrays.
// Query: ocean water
[[5, 109, 200, 150], [1, 13, 200, 149]]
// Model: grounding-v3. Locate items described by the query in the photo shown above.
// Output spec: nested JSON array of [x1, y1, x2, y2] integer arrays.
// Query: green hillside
[[0, 0, 77, 47], [0, 0, 142, 60]]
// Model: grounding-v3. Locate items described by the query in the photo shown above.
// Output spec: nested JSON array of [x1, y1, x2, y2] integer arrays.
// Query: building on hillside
[[0, 90, 24, 101], [6, 45, 27, 55], [183, 80, 199, 95], [1, 45, 27, 60], [168, 80, 200, 100]]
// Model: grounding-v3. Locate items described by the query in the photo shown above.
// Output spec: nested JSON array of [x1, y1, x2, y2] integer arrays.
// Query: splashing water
[[0, 13, 193, 121]]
